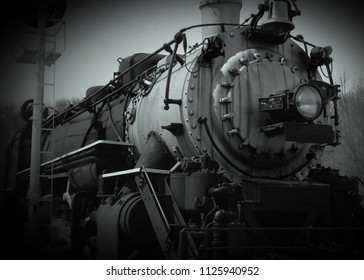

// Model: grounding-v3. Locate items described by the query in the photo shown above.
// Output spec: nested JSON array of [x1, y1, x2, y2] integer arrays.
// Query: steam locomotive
[[3, 0, 363, 260]]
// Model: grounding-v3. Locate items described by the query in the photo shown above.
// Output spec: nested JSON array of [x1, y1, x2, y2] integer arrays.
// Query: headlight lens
[[202, 38, 210, 52], [295, 85, 323, 121]]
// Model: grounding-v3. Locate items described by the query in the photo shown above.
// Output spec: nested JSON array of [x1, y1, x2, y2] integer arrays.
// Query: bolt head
[[280, 57, 287, 65], [239, 57, 249, 66], [291, 66, 299, 73]]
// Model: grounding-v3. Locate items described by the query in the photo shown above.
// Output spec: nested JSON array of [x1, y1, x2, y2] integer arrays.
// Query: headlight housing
[[258, 82, 324, 122], [201, 36, 224, 60], [293, 84, 323, 121]]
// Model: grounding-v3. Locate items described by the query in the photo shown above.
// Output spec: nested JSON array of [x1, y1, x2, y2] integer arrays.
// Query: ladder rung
[[42, 120, 55, 124], [44, 82, 55, 86], [41, 127, 54, 131], [40, 151, 53, 154]]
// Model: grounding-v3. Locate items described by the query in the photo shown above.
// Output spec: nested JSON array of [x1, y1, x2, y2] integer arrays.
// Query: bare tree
[[319, 75, 364, 203], [337, 78, 364, 176], [0, 102, 25, 149], [0, 101, 25, 187]]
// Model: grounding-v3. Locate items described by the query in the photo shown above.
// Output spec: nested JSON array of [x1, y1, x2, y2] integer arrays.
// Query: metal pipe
[[164, 34, 184, 110], [43, 23, 240, 127], [45, 156, 101, 174], [29, 3, 46, 202], [27, 1, 47, 257], [42, 149, 101, 173], [214, 210, 237, 224], [43, 37, 178, 127]]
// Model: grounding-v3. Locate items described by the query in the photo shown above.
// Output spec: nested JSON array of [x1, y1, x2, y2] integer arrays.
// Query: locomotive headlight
[[259, 83, 324, 123], [293, 84, 323, 121], [202, 38, 210, 52], [201, 36, 224, 60]]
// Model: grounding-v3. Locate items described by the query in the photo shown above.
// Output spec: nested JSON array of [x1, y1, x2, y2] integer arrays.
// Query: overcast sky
[[0, 0, 363, 105]]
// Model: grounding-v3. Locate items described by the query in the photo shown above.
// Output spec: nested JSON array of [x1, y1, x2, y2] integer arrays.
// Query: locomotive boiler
[[4, 0, 363, 260]]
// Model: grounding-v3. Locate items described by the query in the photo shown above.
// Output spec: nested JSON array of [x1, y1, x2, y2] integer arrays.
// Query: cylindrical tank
[[118, 193, 155, 241], [69, 163, 98, 190], [170, 172, 217, 210], [118, 53, 165, 85], [199, 0, 242, 38], [97, 193, 157, 259], [170, 173, 186, 209], [184, 172, 217, 210], [85, 85, 106, 104]]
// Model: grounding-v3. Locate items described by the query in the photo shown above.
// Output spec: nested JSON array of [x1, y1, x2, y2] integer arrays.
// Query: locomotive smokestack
[[199, 0, 242, 39]]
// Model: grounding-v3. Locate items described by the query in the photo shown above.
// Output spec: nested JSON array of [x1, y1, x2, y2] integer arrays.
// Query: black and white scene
[[0, 0, 363, 261]]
